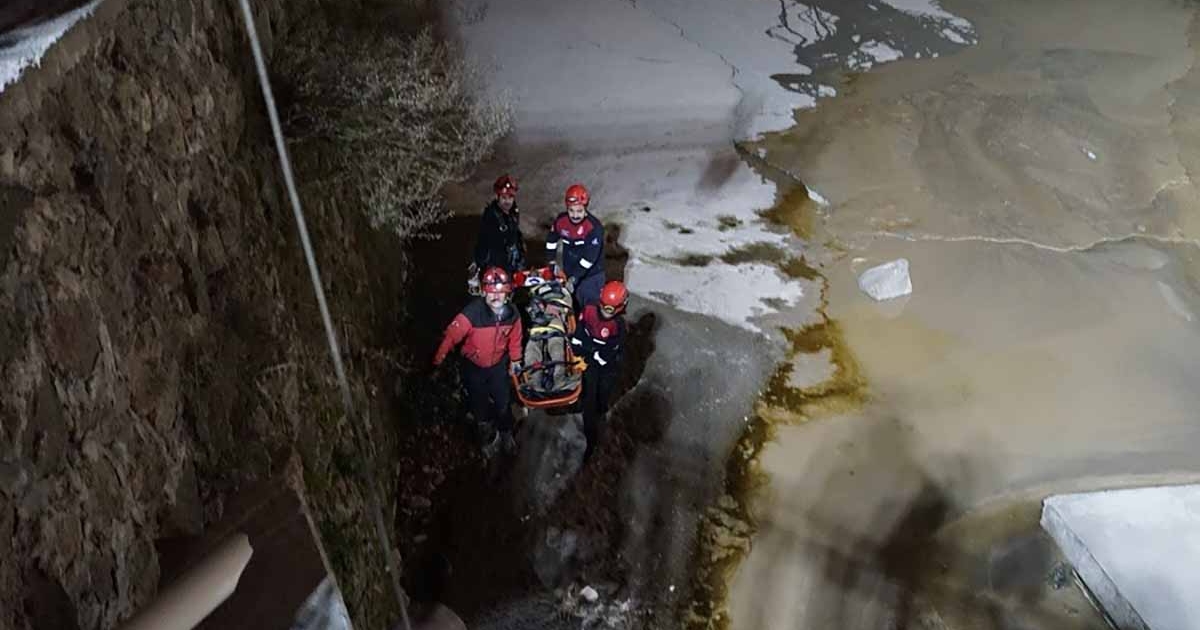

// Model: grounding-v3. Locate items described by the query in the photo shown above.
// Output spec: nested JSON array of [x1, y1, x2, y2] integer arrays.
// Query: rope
[[233, 3, 412, 630]]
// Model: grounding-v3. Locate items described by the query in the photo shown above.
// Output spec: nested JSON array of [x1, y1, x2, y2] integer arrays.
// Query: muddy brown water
[[723, 0, 1200, 628]]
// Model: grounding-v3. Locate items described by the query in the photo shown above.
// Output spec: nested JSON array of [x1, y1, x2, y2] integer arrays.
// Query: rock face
[[0, 1, 396, 628], [512, 412, 590, 588]]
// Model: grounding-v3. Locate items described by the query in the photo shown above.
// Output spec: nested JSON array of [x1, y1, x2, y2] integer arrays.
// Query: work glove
[[566, 277, 577, 294], [466, 263, 481, 295], [510, 361, 523, 377]]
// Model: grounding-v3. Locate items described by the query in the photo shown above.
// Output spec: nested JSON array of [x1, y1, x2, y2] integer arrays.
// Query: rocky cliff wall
[[0, 1, 411, 628]]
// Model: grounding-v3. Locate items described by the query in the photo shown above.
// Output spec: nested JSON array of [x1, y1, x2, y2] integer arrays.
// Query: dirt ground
[[390, 213, 668, 626]]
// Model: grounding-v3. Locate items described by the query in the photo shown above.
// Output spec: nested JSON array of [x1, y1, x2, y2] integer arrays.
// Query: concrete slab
[[1041, 485, 1200, 630]]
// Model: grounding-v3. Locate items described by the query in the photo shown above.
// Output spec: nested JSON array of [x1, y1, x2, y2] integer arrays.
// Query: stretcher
[[509, 266, 587, 409]]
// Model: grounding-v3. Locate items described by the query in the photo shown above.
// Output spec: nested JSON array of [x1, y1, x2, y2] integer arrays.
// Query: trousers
[[581, 363, 617, 458], [461, 361, 513, 432]]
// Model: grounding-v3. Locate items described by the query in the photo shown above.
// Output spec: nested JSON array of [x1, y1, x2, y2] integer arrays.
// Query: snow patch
[[878, 0, 976, 45], [0, 0, 103, 93], [880, 0, 973, 31], [609, 201, 784, 262], [513, 118, 808, 334], [588, 147, 782, 261], [860, 40, 903, 64], [941, 27, 968, 44], [627, 258, 805, 333], [848, 57, 874, 71], [590, 143, 819, 331], [848, 39, 907, 71], [1042, 487, 1200, 630]]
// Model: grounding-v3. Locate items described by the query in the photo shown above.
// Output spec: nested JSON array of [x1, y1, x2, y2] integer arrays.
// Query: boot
[[499, 431, 517, 456], [478, 422, 499, 456], [481, 430, 501, 460]]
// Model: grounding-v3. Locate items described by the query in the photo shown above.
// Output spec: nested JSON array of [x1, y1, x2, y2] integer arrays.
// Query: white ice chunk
[[858, 258, 913, 301]]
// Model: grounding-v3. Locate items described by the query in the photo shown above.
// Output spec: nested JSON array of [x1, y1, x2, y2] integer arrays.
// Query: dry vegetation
[[279, 14, 512, 239]]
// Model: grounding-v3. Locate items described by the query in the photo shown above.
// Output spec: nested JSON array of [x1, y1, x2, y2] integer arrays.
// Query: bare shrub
[[281, 23, 512, 239]]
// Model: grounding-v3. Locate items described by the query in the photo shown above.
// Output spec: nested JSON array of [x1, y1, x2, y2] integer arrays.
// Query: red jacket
[[434, 298, 523, 368]]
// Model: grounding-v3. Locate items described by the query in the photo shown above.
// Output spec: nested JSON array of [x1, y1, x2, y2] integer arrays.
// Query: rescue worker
[[472, 174, 526, 276], [546, 183, 604, 309], [572, 280, 628, 461], [433, 267, 524, 456]]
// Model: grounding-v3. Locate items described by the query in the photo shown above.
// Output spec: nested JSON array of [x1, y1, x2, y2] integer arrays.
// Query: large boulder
[[532, 526, 581, 588], [512, 411, 587, 516]]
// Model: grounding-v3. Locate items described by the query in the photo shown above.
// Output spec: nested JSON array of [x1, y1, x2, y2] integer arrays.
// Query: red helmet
[[599, 281, 628, 313], [481, 267, 512, 294], [564, 183, 590, 207], [494, 174, 518, 198]]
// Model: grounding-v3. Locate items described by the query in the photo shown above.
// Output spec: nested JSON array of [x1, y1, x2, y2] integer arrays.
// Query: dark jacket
[[434, 298, 523, 368], [572, 304, 624, 369], [473, 200, 525, 273], [544, 212, 604, 281]]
